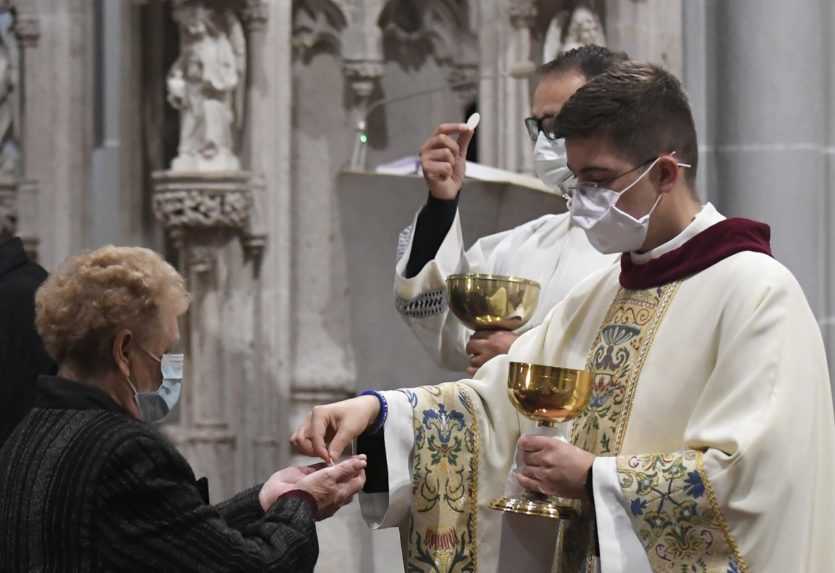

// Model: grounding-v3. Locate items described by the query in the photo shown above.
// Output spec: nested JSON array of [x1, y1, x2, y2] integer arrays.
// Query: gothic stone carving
[[168, 1, 247, 172], [152, 172, 253, 230], [343, 58, 384, 101], [292, 0, 347, 61]]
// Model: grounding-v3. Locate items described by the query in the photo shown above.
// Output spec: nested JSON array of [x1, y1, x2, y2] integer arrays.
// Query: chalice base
[[489, 493, 578, 520]]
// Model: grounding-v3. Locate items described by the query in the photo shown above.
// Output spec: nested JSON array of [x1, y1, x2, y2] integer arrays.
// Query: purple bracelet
[[357, 389, 388, 435]]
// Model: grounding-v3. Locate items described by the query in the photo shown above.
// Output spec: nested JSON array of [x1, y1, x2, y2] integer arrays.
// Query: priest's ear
[[653, 155, 682, 194]]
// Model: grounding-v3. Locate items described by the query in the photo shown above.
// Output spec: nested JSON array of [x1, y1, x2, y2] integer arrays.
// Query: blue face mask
[[127, 351, 184, 423]]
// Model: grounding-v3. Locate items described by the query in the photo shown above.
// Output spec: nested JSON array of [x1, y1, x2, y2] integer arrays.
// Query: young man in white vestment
[[396, 46, 624, 375], [293, 62, 835, 572]]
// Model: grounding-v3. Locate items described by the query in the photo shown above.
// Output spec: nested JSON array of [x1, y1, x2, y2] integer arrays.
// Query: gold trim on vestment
[[696, 452, 750, 573]]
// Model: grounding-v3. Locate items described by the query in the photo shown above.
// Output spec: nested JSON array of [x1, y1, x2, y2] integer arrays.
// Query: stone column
[[713, 0, 825, 309], [477, 0, 537, 172], [823, 0, 835, 389], [239, 0, 277, 486], [684, 0, 833, 390], [258, 0, 293, 473], [20, 0, 94, 268], [88, 0, 122, 248], [478, 0, 536, 173], [12, 9, 38, 259]]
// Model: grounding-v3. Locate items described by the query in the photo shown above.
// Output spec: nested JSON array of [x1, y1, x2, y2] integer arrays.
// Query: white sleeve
[[359, 390, 415, 529], [592, 457, 652, 573], [393, 209, 516, 370]]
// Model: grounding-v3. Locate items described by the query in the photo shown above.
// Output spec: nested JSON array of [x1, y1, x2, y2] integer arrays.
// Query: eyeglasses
[[523, 114, 559, 142], [557, 154, 691, 200], [557, 158, 658, 199]]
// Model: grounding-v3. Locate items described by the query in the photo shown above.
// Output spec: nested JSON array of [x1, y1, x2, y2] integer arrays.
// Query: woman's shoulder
[[34, 408, 193, 483], [94, 414, 189, 470]]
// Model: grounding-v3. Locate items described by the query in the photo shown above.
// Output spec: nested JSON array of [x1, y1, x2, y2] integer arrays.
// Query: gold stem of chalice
[[488, 362, 593, 520]]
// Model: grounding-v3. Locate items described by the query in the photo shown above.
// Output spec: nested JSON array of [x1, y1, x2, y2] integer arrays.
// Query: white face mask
[[570, 156, 690, 254], [127, 351, 184, 423], [533, 132, 570, 196]]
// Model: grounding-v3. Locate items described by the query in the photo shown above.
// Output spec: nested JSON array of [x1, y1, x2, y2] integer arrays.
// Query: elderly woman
[[0, 246, 365, 572]]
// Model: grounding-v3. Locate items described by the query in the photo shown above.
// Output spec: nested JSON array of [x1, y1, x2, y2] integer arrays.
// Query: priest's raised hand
[[419, 122, 474, 200]]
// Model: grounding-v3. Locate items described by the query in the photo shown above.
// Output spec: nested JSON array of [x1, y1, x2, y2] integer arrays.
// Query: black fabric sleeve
[[585, 465, 600, 557], [0, 264, 56, 447], [356, 429, 389, 494], [96, 435, 319, 573], [404, 191, 461, 279]]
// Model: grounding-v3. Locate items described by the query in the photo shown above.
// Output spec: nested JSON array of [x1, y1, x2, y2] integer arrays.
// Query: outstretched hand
[[259, 455, 368, 520], [290, 396, 380, 463]]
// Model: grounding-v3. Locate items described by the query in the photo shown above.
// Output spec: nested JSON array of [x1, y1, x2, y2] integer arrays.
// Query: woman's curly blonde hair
[[35, 246, 190, 375]]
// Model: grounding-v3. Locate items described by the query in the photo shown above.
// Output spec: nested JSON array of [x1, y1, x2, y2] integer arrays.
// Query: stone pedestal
[[152, 170, 266, 499]]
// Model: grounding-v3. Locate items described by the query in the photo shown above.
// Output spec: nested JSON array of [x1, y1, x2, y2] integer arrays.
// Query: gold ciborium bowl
[[446, 274, 541, 331], [489, 362, 593, 520], [506, 362, 592, 426]]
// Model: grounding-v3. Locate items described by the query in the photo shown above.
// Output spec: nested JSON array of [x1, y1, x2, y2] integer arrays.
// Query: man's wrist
[[357, 390, 387, 434]]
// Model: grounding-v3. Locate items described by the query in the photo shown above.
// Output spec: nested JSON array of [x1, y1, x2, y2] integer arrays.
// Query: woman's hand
[[259, 455, 367, 517]]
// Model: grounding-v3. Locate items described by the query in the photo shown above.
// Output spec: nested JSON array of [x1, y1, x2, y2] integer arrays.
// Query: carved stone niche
[[151, 171, 265, 269]]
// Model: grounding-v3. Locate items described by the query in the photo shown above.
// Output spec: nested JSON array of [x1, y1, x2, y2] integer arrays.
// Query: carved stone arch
[[377, 0, 474, 72], [423, 0, 471, 66], [292, 0, 348, 63]]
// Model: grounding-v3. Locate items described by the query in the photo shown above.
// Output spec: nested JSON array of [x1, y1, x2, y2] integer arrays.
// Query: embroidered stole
[[401, 384, 481, 572]]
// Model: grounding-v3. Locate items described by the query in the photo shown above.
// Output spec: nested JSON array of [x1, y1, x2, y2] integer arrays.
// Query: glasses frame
[[557, 157, 658, 200], [523, 114, 560, 142]]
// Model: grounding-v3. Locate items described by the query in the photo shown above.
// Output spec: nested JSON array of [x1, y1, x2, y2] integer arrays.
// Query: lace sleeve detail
[[395, 287, 447, 319], [396, 224, 414, 263]]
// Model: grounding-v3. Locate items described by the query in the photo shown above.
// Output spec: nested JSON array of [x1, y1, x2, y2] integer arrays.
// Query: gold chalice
[[446, 274, 541, 331], [489, 362, 593, 520]]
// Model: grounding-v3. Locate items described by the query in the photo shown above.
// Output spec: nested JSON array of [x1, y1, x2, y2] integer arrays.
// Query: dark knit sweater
[[0, 376, 319, 572], [0, 237, 56, 447]]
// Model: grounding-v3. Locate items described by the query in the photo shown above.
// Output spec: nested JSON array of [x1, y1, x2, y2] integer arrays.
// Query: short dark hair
[[556, 62, 698, 183], [537, 45, 629, 82]]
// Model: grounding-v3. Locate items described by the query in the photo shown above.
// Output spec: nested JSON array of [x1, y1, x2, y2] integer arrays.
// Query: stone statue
[[560, 6, 606, 53], [167, 2, 246, 172]]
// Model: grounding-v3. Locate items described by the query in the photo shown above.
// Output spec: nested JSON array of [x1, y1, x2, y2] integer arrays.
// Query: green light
[[360, 133, 368, 144]]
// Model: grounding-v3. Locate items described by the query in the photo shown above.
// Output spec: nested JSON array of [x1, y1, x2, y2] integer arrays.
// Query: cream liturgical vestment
[[394, 210, 616, 370], [361, 203, 835, 572]]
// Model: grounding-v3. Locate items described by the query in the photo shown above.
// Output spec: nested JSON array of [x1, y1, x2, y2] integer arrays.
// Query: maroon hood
[[619, 218, 773, 290]]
